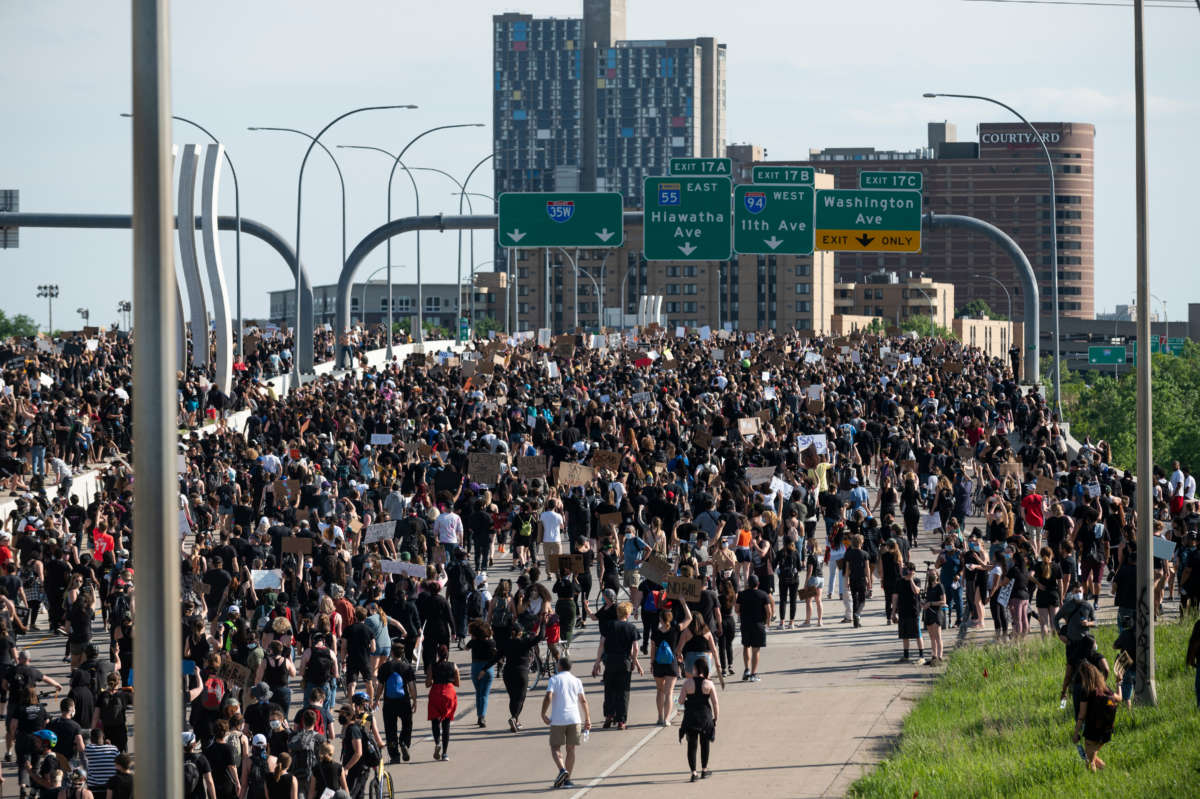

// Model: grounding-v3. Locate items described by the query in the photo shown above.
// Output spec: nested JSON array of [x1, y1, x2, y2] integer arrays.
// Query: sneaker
[[742, 669, 751, 682], [401, 744, 410, 762], [839, 617, 851, 624], [897, 656, 911, 663], [563, 780, 576, 788], [554, 769, 569, 788], [508, 717, 518, 733], [750, 674, 761, 682], [440, 753, 450, 762], [433, 744, 442, 760]]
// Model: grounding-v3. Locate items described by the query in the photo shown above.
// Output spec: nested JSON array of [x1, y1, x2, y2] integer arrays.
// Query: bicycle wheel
[[382, 769, 394, 799]]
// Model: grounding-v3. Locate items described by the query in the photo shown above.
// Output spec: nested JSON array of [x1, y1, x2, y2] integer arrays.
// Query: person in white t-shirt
[[434, 504, 464, 562], [540, 499, 566, 559], [541, 656, 591, 789]]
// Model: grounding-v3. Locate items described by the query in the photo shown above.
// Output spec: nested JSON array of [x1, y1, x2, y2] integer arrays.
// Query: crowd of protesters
[[0, 320, 1197, 796]]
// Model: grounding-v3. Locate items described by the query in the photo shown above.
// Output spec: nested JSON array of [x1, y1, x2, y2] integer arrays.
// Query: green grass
[[849, 615, 1200, 799]]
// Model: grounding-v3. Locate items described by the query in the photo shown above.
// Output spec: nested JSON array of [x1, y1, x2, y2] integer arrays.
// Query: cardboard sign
[[1152, 536, 1176, 561], [1036, 476, 1058, 496], [738, 417, 761, 438], [901, 459, 918, 474], [630, 391, 652, 404], [219, 660, 252, 689], [516, 455, 548, 476], [370, 433, 393, 446], [433, 469, 460, 493], [468, 452, 505, 486], [640, 554, 671, 585], [597, 512, 623, 531], [806, 398, 825, 414], [381, 560, 428, 578], [250, 569, 283, 590], [693, 430, 712, 450], [547, 552, 586, 574], [745, 466, 775, 486], [664, 575, 703, 603], [363, 522, 394, 545], [554, 336, 575, 359], [795, 434, 828, 455], [999, 462, 1023, 480], [592, 449, 622, 474], [282, 537, 313, 555], [957, 445, 973, 461], [557, 462, 595, 488], [943, 361, 964, 374]]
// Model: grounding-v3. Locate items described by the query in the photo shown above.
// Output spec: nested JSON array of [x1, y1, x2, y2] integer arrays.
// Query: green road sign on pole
[[859, 170, 923, 191], [459, 316, 470, 343], [643, 176, 732, 261], [497, 192, 624, 248], [733, 184, 814, 255], [669, 157, 731, 176], [752, 165, 814, 186], [1088, 346, 1126, 365], [814, 189, 922, 253]]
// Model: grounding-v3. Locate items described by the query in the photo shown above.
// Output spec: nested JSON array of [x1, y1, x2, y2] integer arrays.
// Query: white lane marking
[[567, 707, 679, 798]]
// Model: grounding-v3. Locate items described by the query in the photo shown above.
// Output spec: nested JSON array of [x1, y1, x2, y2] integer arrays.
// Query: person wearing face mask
[[1055, 581, 1101, 710]]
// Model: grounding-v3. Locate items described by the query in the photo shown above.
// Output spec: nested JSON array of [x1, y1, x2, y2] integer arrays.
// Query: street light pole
[[77, 307, 89, 328], [118, 300, 131, 331], [973, 273, 1013, 323], [359, 264, 392, 327], [924, 91, 1061, 419], [36, 284, 58, 335], [1132, 0, 1157, 707], [284, 104, 416, 385], [912, 285, 935, 333], [121, 112, 244, 358]]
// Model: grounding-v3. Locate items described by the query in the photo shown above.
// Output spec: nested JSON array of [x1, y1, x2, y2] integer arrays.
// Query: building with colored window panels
[[493, 1, 725, 207]]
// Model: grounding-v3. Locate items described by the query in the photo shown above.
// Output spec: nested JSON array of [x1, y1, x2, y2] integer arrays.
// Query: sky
[[1, 0, 1197, 330]]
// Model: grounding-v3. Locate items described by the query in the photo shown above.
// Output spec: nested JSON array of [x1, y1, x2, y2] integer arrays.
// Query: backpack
[[98, 691, 125, 726], [384, 670, 407, 700], [490, 602, 513, 630], [778, 552, 799, 582], [111, 594, 132, 628], [183, 757, 203, 799], [357, 722, 381, 767], [654, 638, 674, 666], [1090, 689, 1119, 734], [305, 647, 333, 685], [518, 517, 533, 540], [642, 589, 665, 613], [200, 676, 225, 711], [466, 589, 485, 620], [287, 729, 318, 780]]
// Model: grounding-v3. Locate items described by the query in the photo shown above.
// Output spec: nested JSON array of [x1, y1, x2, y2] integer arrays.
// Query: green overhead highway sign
[[643, 176, 732, 261], [733, 184, 814, 255], [859, 170, 923, 191], [814, 189, 922, 253], [669, 157, 731, 176], [752, 165, 814, 185], [1088, 346, 1126, 365], [497, 192, 624, 248]]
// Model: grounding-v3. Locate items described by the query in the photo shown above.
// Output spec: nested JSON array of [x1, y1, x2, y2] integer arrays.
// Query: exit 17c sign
[[733, 184, 813, 255], [643, 176, 732, 261], [497, 192, 624, 248], [859, 171, 923, 191], [814, 189, 922, 253]]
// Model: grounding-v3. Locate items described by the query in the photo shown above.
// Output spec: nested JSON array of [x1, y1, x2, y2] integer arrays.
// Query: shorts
[[806, 576, 824, 589], [735, 547, 751, 563], [549, 723, 582, 747], [741, 622, 767, 649], [344, 661, 371, 685], [69, 641, 88, 657], [542, 541, 561, 558], [623, 570, 640, 589]]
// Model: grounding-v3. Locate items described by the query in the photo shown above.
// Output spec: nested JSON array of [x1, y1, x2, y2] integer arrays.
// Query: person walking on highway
[[592, 602, 642, 730], [540, 656, 590, 790], [678, 657, 719, 782], [735, 574, 773, 682], [890, 563, 925, 663], [425, 645, 460, 761]]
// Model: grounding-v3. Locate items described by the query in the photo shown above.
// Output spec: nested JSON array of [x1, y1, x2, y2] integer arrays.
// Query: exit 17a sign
[[497, 192, 624, 248], [734, 184, 813, 255], [859, 171, 923, 191], [669, 157, 731, 176], [643, 176, 732, 261], [815, 189, 922, 253]]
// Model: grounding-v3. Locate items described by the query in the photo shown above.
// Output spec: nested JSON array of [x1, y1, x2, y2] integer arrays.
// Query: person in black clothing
[[342, 607, 376, 701], [775, 536, 803, 628], [416, 581, 453, 673], [591, 601, 642, 730], [375, 643, 418, 763], [491, 617, 544, 733], [552, 567, 580, 647], [889, 563, 925, 662], [467, 500, 494, 573], [842, 535, 871, 628], [444, 550, 475, 648], [735, 574, 773, 682]]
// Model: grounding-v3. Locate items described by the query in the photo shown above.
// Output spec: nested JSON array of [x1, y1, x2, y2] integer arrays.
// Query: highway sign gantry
[[669, 157, 732, 176], [497, 192, 624, 248], [1088, 346, 1126, 365], [814, 189, 922, 253], [643, 176, 732, 261], [752, 165, 814, 186], [859, 171, 923, 191], [733, 184, 814, 255]]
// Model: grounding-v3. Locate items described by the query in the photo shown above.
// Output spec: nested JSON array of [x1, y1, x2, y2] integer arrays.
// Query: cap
[[251, 734, 268, 748], [475, 572, 488, 588], [251, 682, 271, 699], [352, 691, 369, 704]]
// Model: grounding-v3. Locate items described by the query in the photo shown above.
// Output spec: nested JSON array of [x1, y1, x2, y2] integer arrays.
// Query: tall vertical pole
[[1132, 0, 1157, 707], [130, 3, 181, 799], [544, 248, 551, 333], [507, 248, 515, 335]]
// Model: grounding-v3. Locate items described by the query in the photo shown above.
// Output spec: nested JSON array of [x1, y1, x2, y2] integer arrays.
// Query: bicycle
[[369, 759, 394, 799]]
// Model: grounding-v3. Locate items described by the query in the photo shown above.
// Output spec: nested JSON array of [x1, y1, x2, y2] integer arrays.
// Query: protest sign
[[282, 537, 314, 556], [664, 575, 703, 603], [363, 522, 394, 545], [592, 449, 622, 473], [547, 553, 586, 574], [369, 433, 393, 446], [640, 554, 671, 585], [467, 452, 505, 486], [745, 466, 775, 486], [556, 462, 595, 488], [516, 455, 548, 476], [250, 569, 283, 590]]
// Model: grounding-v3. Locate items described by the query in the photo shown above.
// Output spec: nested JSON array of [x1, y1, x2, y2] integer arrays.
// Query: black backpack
[[305, 647, 334, 685], [356, 722, 381, 767], [183, 757, 203, 799], [466, 589, 485, 620], [778, 552, 799, 582], [287, 730, 318, 780], [490, 601, 513, 631], [98, 691, 125, 727]]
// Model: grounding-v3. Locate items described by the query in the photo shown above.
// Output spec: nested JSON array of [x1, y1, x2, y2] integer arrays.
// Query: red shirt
[[0, 546, 11, 568], [93, 529, 115, 559], [1020, 494, 1045, 528]]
